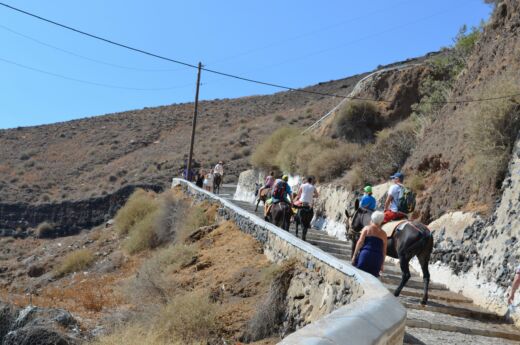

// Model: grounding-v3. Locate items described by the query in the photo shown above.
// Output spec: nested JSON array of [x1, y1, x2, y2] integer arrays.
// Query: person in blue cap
[[360, 185, 376, 211], [383, 172, 407, 223]]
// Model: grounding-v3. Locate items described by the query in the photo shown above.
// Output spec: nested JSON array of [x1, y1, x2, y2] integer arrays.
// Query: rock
[[27, 265, 46, 278], [3, 326, 74, 345]]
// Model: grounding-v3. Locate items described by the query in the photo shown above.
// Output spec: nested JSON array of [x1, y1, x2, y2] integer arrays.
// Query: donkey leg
[[255, 199, 260, 212], [295, 219, 299, 237], [394, 255, 412, 297], [302, 225, 308, 242], [417, 251, 431, 305]]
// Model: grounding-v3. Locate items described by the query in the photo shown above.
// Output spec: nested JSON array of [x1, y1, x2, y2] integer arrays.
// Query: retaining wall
[[173, 178, 406, 345]]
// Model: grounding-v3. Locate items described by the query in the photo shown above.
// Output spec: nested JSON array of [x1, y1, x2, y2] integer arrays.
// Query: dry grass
[[124, 244, 197, 304], [349, 119, 417, 187], [175, 203, 216, 244], [114, 189, 158, 236], [253, 129, 362, 182], [55, 248, 95, 276], [242, 260, 296, 342], [122, 210, 159, 254], [250, 127, 300, 171], [465, 76, 520, 191], [408, 173, 426, 192], [119, 190, 188, 254]]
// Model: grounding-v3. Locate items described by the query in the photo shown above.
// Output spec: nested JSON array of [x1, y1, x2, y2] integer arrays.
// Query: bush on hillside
[[466, 77, 520, 190], [154, 191, 187, 245], [355, 120, 417, 186], [114, 189, 158, 236], [332, 101, 383, 143], [250, 127, 299, 171], [36, 221, 55, 238], [307, 143, 361, 181], [55, 249, 95, 276], [122, 210, 159, 254]]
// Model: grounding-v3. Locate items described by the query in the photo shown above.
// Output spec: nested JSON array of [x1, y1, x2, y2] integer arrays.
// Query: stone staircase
[[218, 186, 520, 344]]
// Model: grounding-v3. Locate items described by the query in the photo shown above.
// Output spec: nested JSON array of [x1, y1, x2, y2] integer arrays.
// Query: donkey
[[294, 206, 313, 241], [255, 185, 271, 212], [213, 173, 222, 195], [346, 200, 434, 305], [269, 202, 292, 231]]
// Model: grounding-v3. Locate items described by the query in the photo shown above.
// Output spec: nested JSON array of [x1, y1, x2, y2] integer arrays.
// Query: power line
[[0, 23, 184, 72], [0, 56, 193, 91], [1, 2, 520, 104]]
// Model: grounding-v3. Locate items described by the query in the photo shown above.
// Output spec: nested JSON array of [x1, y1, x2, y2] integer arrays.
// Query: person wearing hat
[[383, 172, 407, 223], [360, 185, 376, 211]]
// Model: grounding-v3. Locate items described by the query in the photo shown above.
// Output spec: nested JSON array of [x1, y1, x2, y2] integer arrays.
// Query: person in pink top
[[258, 171, 275, 198]]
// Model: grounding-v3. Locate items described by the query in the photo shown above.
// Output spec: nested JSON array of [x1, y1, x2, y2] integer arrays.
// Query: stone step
[[384, 283, 473, 304], [381, 275, 447, 291], [404, 328, 520, 345], [400, 296, 505, 322], [406, 309, 520, 341]]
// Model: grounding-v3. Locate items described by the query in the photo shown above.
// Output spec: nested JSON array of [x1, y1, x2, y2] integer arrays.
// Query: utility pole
[[187, 62, 202, 181]]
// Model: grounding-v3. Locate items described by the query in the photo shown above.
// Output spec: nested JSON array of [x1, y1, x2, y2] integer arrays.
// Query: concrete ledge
[[172, 178, 406, 345]]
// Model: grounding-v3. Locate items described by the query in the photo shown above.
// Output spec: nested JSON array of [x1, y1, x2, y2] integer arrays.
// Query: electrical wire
[[0, 56, 193, 91], [0, 23, 184, 72], [1, 2, 520, 104]]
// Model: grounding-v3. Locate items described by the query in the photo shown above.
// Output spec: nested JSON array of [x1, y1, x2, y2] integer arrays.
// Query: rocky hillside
[[406, 0, 520, 220]]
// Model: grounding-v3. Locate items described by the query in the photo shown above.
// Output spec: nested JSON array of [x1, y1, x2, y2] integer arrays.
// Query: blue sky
[[0, 1, 492, 129]]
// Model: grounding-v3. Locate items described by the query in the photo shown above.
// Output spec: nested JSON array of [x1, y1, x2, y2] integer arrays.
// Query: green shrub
[[154, 191, 187, 245], [332, 100, 384, 143], [250, 127, 299, 170], [408, 173, 426, 192], [114, 189, 158, 236], [55, 249, 95, 276]]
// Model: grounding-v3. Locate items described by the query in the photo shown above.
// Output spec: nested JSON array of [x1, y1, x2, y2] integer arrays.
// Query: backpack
[[272, 181, 287, 200], [398, 186, 416, 213]]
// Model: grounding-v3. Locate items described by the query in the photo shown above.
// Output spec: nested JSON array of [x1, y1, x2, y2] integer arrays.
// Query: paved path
[[217, 185, 520, 344]]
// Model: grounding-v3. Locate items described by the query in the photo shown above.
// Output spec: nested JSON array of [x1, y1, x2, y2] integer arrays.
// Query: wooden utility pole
[[187, 62, 202, 181]]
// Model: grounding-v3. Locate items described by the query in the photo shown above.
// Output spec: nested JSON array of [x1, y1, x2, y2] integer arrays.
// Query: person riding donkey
[[383, 172, 410, 224], [264, 175, 292, 221], [293, 176, 319, 240], [360, 185, 376, 211], [213, 161, 224, 194], [258, 171, 275, 199]]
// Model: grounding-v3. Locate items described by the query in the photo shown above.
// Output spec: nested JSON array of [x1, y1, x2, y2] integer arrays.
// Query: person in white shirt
[[383, 172, 407, 223], [213, 161, 224, 176], [296, 176, 319, 207]]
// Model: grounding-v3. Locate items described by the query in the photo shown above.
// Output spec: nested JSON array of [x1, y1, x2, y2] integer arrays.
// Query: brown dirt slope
[[0, 56, 429, 204], [405, 0, 520, 220]]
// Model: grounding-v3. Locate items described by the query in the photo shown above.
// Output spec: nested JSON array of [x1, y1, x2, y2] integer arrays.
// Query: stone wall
[[0, 184, 162, 237], [173, 178, 406, 345], [409, 138, 520, 326]]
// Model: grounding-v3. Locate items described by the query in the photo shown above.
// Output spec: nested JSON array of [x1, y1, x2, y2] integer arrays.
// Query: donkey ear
[[345, 209, 350, 219], [354, 199, 360, 211]]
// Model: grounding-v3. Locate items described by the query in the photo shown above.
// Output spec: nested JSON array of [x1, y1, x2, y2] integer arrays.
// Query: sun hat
[[390, 172, 404, 181]]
